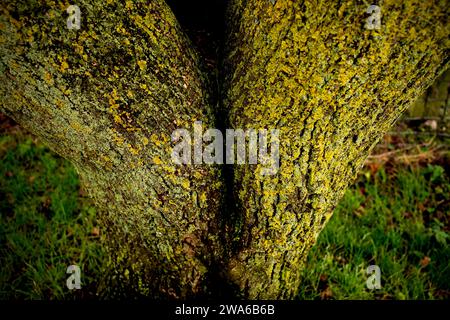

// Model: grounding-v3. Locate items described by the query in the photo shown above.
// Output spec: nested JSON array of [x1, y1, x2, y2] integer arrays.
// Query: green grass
[[0, 133, 104, 299], [0, 129, 449, 299], [298, 163, 449, 300]]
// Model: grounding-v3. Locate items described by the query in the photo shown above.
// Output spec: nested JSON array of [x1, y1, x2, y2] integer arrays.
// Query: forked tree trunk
[[0, 0, 448, 299]]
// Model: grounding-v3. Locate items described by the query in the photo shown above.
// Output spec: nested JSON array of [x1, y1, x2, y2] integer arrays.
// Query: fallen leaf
[[92, 227, 100, 237], [320, 287, 333, 300], [420, 256, 431, 267]]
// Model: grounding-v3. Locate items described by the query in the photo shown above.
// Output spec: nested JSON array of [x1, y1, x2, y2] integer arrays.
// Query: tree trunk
[[221, 0, 449, 299], [0, 0, 225, 298], [1, 0, 448, 299]]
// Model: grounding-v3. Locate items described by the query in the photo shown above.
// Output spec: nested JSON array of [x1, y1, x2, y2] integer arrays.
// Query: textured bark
[[0, 0, 449, 299], [0, 0, 224, 298], [222, 0, 449, 298]]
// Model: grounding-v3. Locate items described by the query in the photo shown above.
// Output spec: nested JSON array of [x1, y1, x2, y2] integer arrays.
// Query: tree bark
[[0, 0, 449, 299], [222, 0, 449, 298], [0, 0, 224, 298]]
